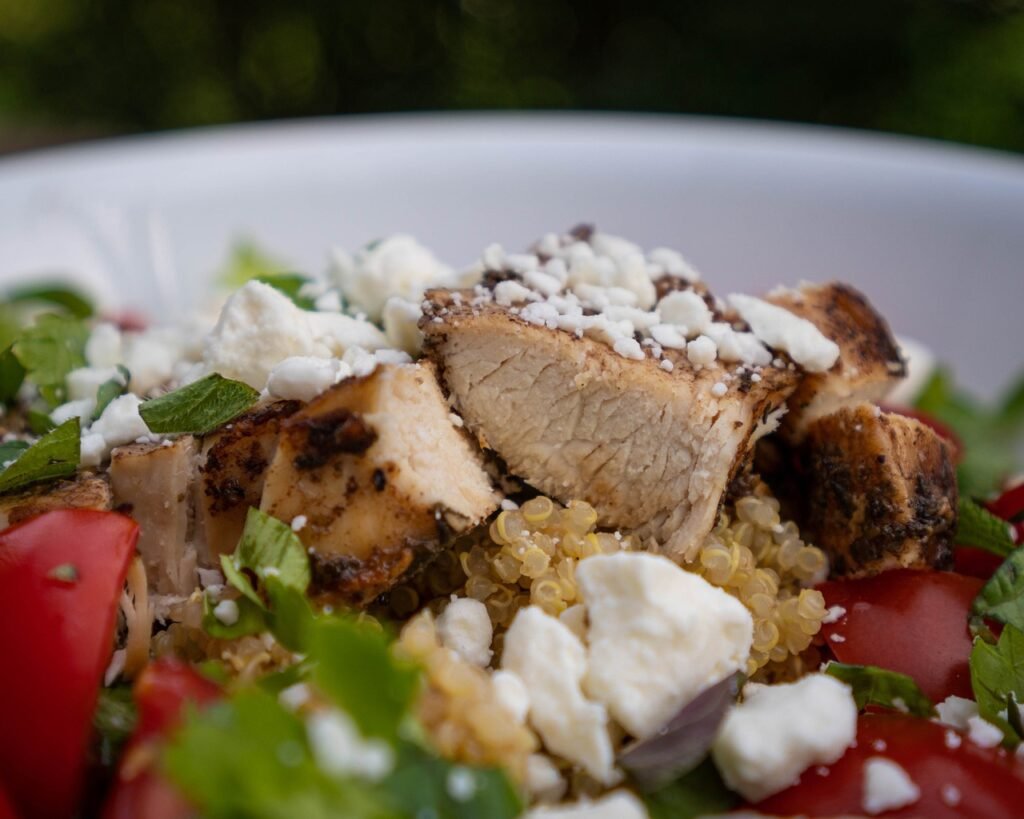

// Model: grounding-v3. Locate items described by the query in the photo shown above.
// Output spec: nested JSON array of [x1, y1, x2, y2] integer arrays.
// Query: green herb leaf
[[7, 283, 94, 318], [0, 347, 26, 405], [958, 497, 1016, 557], [94, 686, 138, 767], [641, 758, 738, 819], [12, 313, 89, 406], [266, 576, 316, 653], [0, 417, 80, 495], [139, 373, 259, 435], [27, 408, 55, 435], [255, 273, 317, 310], [235, 507, 311, 593], [972, 549, 1024, 631], [970, 625, 1024, 744], [310, 618, 419, 742], [92, 365, 130, 421], [825, 662, 935, 716], [0, 440, 30, 466], [219, 240, 289, 288]]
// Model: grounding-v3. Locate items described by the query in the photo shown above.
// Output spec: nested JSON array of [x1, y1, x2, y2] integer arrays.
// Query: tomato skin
[[757, 712, 1024, 818], [817, 569, 982, 702], [0, 510, 138, 819], [987, 482, 1024, 544], [103, 660, 221, 819], [954, 546, 1005, 579], [0, 786, 19, 819]]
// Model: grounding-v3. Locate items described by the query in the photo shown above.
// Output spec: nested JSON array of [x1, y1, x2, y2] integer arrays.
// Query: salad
[[0, 227, 1022, 819]]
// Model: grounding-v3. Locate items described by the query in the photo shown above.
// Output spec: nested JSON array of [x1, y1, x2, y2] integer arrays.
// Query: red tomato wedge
[[103, 660, 221, 819], [0, 510, 138, 819], [757, 712, 1024, 818], [0, 786, 19, 819], [817, 569, 982, 702]]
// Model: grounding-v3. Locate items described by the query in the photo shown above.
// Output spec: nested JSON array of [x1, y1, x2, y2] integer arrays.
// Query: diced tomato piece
[[987, 482, 1024, 543], [132, 659, 221, 742], [0, 786, 19, 819], [817, 570, 982, 701], [0, 511, 138, 819], [954, 546, 1006, 579], [757, 712, 1024, 817]]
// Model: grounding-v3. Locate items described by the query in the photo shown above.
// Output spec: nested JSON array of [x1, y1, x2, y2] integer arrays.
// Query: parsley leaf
[[825, 662, 935, 716], [92, 365, 130, 421], [0, 418, 80, 495], [140, 373, 259, 435], [641, 758, 738, 819], [12, 313, 89, 406], [970, 625, 1024, 744], [958, 497, 1017, 557], [972, 548, 1024, 631], [255, 273, 317, 310], [7, 283, 94, 318], [234, 507, 311, 592], [0, 347, 26, 405]]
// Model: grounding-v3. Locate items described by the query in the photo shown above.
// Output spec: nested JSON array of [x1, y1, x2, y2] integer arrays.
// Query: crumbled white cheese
[[290, 515, 308, 533], [491, 670, 530, 722], [494, 280, 540, 307], [657, 290, 712, 335], [822, 605, 847, 624], [525, 754, 566, 803], [213, 599, 239, 626], [729, 294, 840, 373], [650, 323, 687, 350], [525, 790, 648, 819], [80, 394, 152, 467], [577, 552, 752, 740], [66, 365, 124, 402], [612, 337, 644, 361], [278, 682, 311, 711], [703, 322, 772, 366], [712, 673, 858, 801], [862, 757, 920, 815], [314, 289, 342, 313], [558, 604, 588, 642], [502, 606, 614, 783], [125, 327, 194, 395], [330, 234, 456, 321], [382, 296, 424, 355], [940, 783, 962, 807], [711, 381, 728, 398], [561, 233, 657, 310], [685, 334, 717, 366], [85, 322, 124, 368], [305, 311, 390, 359], [51, 397, 95, 425], [499, 498, 519, 511], [437, 598, 493, 667], [935, 695, 979, 731], [648, 247, 701, 281], [446, 766, 477, 802], [306, 708, 394, 781], [966, 715, 1003, 748], [266, 356, 349, 403], [659, 359, 674, 372]]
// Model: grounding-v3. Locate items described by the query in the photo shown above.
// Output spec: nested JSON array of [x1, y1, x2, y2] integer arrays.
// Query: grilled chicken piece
[[800, 403, 956, 576], [260, 362, 500, 603], [421, 295, 798, 561], [110, 437, 198, 596], [0, 473, 112, 529], [766, 282, 905, 441], [194, 401, 300, 561]]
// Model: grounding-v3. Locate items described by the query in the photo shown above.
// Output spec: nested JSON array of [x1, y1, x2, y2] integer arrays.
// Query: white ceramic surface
[[0, 113, 1021, 396]]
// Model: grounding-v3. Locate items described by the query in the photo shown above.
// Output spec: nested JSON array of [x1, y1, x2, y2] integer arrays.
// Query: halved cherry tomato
[[954, 546, 1005, 579], [103, 660, 221, 819], [881, 404, 963, 462], [956, 482, 1024, 578], [817, 569, 982, 701], [988, 482, 1024, 543], [757, 712, 1024, 817], [0, 786, 19, 819], [0, 510, 138, 819]]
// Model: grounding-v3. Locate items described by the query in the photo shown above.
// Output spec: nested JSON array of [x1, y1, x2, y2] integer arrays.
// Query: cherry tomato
[[881, 405, 963, 462], [0, 510, 138, 819], [817, 569, 982, 701], [757, 712, 1024, 817], [103, 660, 221, 819], [0, 786, 19, 819], [988, 482, 1024, 544], [954, 547, 1006, 579]]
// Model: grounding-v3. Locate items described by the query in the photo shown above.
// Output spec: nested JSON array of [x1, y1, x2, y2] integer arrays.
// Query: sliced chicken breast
[[766, 282, 906, 441], [109, 437, 198, 596], [0, 473, 112, 530], [421, 296, 798, 561], [260, 362, 500, 603], [800, 403, 957, 576], [194, 401, 300, 561]]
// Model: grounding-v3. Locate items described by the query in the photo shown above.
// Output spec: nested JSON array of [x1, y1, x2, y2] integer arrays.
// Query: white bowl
[[0, 113, 1021, 396]]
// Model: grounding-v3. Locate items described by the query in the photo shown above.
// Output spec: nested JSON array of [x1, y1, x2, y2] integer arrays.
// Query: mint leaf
[[642, 758, 738, 819], [266, 577, 316, 653], [310, 618, 419, 742], [970, 625, 1024, 744], [0, 347, 25, 405], [958, 497, 1017, 557], [12, 313, 89, 406], [0, 418, 80, 495], [972, 549, 1024, 631], [7, 283, 94, 318], [255, 273, 317, 310], [825, 662, 935, 716], [235, 507, 311, 593], [0, 440, 30, 466], [27, 408, 55, 435], [219, 240, 289, 289], [140, 373, 259, 435], [202, 593, 267, 640], [92, 364, 130, 421]]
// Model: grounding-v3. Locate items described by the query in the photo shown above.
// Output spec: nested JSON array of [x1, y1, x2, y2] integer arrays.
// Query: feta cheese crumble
[[966, 714, 1003, 748], [935, 695, 979, 731], [862, 757, 920, 815], [212, 599, 239, 626], [576, 552, 753, 740], [436, 597, 493, 667], [525, 790, 648, 819], [306, 708, 394, 781], [728, 293, 840, 373], [711, 673, 858, 801], [80, 394, 152, 467]]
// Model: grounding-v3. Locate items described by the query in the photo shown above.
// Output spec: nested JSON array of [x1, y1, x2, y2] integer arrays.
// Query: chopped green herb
[[0, 347, 26, 405], [7, 283, 94, 318], [92, 365, 130, 421], [0, 417, 80, 495], [254, 273, 317, 310], [825, 662, 935, 717], [958, 497, 1017, 557], [972, 549, 1024, 632], [139, 373, 259, 435], [0, 440, 30, 466], [970, 625, 1024, 744], [234, 507, 311, 593], [12, 313, 89, 407], [93, 685, 138, 767], [219, 240, 289, 288], [26, 408, 55, 435], [641, 758, 738, 819]]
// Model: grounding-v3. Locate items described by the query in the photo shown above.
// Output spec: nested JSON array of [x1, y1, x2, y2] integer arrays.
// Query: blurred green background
[[1, 0, 1023, 154]]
